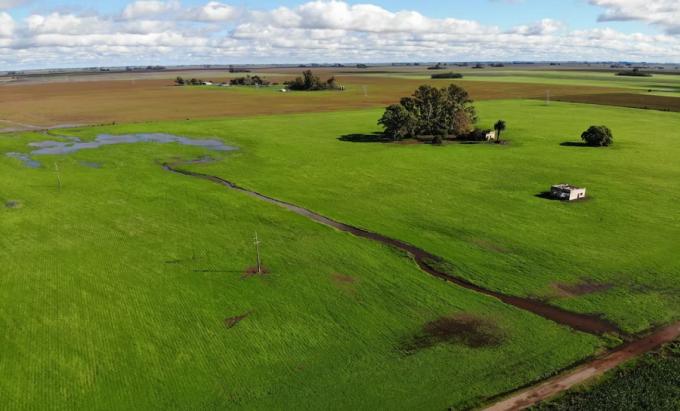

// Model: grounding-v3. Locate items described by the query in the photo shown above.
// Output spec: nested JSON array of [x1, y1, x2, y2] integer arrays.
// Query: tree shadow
[[560, 141, 589, 147], [338, 132, 391, 143]]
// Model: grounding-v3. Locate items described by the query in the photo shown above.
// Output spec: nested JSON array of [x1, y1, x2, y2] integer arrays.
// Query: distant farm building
[[485, 130, 497, 141], [550, 184, 587, 201]]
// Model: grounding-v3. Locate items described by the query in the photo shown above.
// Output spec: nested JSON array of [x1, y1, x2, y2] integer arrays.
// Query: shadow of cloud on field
[[338, 132, 391, 143]]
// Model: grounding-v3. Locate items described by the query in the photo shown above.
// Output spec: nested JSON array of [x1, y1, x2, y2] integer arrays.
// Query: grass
[[54, 99, 680, 334], [531, 341, 680, 410], [0, 127, 602, 409], [3, 96, 679, 409]]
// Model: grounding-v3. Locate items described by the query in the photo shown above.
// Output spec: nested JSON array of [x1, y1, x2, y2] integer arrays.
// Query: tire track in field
[[162, 161, 624, 338]]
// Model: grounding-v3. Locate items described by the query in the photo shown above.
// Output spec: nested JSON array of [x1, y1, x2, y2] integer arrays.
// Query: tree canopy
[[581, 125, 614, 147], [286, 70, 342, 91], [378, 84, 476, 141]]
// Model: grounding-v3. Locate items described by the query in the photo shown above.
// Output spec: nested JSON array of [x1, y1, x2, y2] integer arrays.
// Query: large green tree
[[379, 84, 476, 140], [378, 104, 418, 141]]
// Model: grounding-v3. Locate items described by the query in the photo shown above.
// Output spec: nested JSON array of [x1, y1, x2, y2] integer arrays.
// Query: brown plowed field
[[0, 74, 624, 127], [552, 92, 680, 112]]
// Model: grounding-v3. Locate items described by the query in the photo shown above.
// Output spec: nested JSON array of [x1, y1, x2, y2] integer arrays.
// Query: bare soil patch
[[553, 280, 613, 298], [225, 311, 251, 329], [4, 200, 22, 209], [470, 238, 511, 254], [401, 314, 506, 354], [242, 266, 270, 279], [331, 273, 356, 283]]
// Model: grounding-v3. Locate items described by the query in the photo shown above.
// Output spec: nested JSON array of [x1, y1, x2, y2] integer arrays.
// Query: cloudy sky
[[1, 0, 679, 70]]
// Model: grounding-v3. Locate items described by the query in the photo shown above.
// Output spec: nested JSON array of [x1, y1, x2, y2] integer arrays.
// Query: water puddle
[[79, 161, 102, 169], [5, 133, 237, 168], [6, 152, 41, 168]]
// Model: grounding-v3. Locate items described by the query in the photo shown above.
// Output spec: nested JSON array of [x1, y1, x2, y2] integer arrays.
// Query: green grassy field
[[0, 125, 602, 409], [108, 99, 678, 333], [2, 95, 679, 408]]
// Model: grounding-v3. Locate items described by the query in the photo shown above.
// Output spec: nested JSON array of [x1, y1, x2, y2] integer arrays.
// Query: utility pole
[[54, 162, 61, 192], [254, 232, 262, 274]]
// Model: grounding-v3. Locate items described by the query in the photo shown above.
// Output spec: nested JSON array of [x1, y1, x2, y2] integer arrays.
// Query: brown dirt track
[[0, 74, 625, 128], [484, 321, 680, 411]]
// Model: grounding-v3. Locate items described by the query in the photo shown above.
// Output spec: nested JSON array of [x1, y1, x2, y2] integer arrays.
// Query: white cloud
[[510, 19, 563, 36], [590, 0, 680, 33], [121, 0, 180, 20], [188, 1, 238, 22], [0, 12, 14, 37], [1, 0, 680, 70]]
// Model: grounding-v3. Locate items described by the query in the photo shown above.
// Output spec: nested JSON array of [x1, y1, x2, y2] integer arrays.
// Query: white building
[[550, 184, 587, 201], [485, 130, 497, 141]]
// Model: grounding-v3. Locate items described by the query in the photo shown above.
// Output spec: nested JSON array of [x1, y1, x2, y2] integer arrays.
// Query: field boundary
[[482, 321, 680, 411]]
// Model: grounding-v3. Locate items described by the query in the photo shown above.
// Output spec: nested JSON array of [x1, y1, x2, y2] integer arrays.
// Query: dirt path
[[163, 162, 623, 338], [0, 119, 84, 133], [483, 321, 680, 411]]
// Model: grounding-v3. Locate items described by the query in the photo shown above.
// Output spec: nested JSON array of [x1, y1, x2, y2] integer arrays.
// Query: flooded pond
[[5, 133, 237, 167]]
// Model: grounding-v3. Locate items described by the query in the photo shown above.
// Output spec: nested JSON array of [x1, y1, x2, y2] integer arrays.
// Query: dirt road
[[483, 321, 680, 411]]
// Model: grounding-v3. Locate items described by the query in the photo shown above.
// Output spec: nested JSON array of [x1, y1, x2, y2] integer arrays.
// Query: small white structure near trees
[[550, 184, 586, 201], [485, 130, 497, 141]]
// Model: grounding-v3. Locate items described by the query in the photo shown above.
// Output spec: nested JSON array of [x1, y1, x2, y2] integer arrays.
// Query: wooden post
[[254, 232, 262, 274]]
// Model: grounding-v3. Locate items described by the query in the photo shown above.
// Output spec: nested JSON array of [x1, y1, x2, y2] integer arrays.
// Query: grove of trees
[[230, 75, 270, 86], [286, 70, 342, 91], [378, 84, 478, 142]]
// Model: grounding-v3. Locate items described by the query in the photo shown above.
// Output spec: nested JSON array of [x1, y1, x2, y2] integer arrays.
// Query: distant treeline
[[617, 68, 652, 77], [230, 75, 270, 86], [285, 70, 343, 91], [431, 72, 464, 79]]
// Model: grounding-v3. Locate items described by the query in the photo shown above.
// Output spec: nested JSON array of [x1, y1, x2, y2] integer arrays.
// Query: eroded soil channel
[[164, 161, 624, 338]]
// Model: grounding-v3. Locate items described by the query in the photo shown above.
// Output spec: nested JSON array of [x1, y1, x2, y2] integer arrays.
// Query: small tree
[[378, 104, 417, 141], [174, 76, 185, 86], [581, 125, 613, 147], [494, 120, 506, 142]]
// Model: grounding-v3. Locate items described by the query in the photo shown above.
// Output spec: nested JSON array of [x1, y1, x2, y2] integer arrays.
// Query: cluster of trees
[[617, 68, 652, 77], [230, 75, 270, 86], [286, 70, 342, 91], [175, 76, 205, 86], [581, 126, 614, 146], [378, 84, 477, 143], [431, 72, 464, 79], [428, 63, 447, 70]]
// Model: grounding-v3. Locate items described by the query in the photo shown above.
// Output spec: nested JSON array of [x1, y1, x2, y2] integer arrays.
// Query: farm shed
[[550, 184, 586, 201]]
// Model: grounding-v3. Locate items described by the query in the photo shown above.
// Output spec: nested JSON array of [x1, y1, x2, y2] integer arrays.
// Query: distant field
[[0, 71, 625, 128]]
